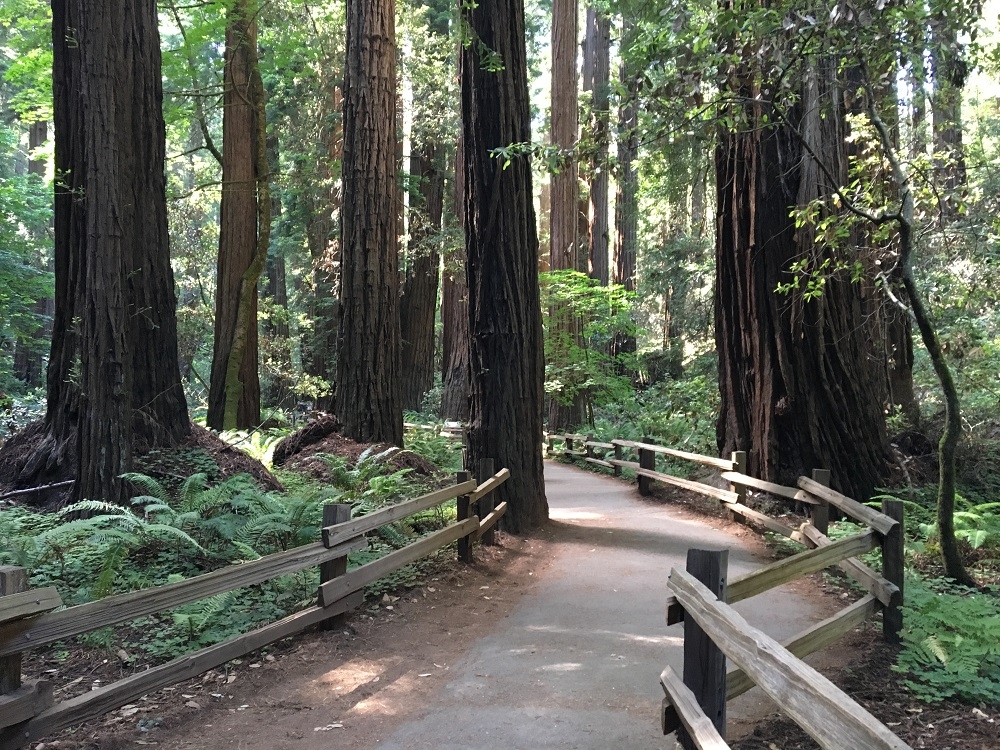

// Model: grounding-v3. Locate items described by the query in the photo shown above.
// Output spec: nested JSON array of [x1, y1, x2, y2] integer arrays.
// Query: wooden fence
[[0, 466, 509, 749], [546, 433, 908, 749]]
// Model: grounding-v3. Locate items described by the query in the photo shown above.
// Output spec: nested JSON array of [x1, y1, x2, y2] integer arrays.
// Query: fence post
[[613, 441, 622, 477], [456, 470, 473, 563], [810, 468, 831, 536], [881, 498, 904, 644], [0, 566, 27, 697], [547, 435, 554, 456], [319, 504, 353, 629], [678, 549, 728, 749], [585, 434, 595, 463], [728, 451, 747, 522], [564, 435, 575, 458], [477, 458, 497, 546], [638, 437, 655, 496]]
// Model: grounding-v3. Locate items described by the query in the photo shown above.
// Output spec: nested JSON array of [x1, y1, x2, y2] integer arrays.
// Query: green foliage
[[403, 419, 464, 472], [317, 446, 413, 506], [875, 489, 1000, 554], [218, 428, 289, 469], [590, 359, 719, 466], [540, 270, 637, 417], [895, 575, 1000, 703]]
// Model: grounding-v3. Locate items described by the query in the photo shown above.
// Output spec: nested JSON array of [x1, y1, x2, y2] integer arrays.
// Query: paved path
[[372, 462, 826, 749]]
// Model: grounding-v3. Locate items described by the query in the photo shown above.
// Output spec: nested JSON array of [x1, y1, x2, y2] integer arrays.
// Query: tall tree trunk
[[583, 6, 610, 285], [335, 0, 402, 446], [691, 139, 708, 238], [548, 0, 584, 430], [715, 58, 889, 502], [440, 135, 470, 422], [13, 120, 51, 387], [400, 145, 443, 411], [461, 0, 548, 532], [14, 0, 189, 504], [264, 134, 289, 340], [930, 12, 968, 202], [305, 84, 343, 411], [611, 21, 638, 361], [208, 0, 263, 430]]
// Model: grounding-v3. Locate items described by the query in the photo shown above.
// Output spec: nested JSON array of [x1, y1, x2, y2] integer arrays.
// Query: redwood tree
[[335, 0, 402, 445], [583, 5, 611, 285], [548, 0, 584, 430], [611, 17, 639, 360], [714, 55, 889, 501], [400, 147, 443, 411], [208, 0, 266, 430], [440, 135, 470, 422], [10, 0, 190, 504], [461, 0, 548, 531]]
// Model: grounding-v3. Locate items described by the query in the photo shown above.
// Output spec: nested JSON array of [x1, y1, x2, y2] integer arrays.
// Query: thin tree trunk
[[611, 20, 638, 361], [335, 0, 402, 445], [305, 84, 343, 411], [583, 6, 610, 285], [440, 134, 469, 422], [13, 121, 51, 387], [461, 0, 548, 532], [548, 0, 584, 430], [208, 0, 263, 430], [400, 145, 443, 411], [930, 13, 968, 202]]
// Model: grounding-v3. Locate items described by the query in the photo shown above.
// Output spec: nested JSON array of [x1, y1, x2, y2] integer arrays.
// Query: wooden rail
[[666, 565, 910, 750], [0, 466, 511, 749], [322, 480, 477, 547]]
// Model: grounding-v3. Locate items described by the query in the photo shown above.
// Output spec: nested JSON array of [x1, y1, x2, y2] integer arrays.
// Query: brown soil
[[25, 533, 548, 750], [163, 424, 283, 491], [272, 415, 440, 483], [731, 630, 1000, 750]]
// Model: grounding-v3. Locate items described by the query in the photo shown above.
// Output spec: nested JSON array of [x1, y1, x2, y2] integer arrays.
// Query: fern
[[895, 575, 1000, 703], [172, 591, 237, 638]]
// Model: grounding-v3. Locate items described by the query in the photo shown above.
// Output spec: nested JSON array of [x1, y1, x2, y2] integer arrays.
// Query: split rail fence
[[0, 463, 509, 749], [546, 433, 908, 749]]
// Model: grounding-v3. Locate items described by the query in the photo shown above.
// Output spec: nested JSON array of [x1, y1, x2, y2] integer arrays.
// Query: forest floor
[[16, 460, 998, 749]]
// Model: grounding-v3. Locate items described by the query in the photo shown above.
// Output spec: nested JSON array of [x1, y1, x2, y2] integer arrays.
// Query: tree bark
[[611, 20, 638, 361], [13, 121, 51, 387], [583, 6, 611, 285], [929, 12, 968, 202], [714, 57, 889, 502], [547, 0, 584, 430], [335, 0, 402, 446], [461, 0, 548, 532], [400, 146, 443, 411], [440, 135, 470, 422], [305, 84, 343, 411], [208, 0, 263, 430], [17, 0, 189, 504]]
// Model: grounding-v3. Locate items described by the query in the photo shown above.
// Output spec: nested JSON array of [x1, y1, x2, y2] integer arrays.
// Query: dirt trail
[[117, 462, 837, 750]]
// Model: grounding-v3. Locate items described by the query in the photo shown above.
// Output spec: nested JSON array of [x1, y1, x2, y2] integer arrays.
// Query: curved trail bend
[[151, 462, 831, 749]]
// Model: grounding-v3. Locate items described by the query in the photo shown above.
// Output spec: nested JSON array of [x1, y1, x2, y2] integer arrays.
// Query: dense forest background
[[0, 0, 999, 544]]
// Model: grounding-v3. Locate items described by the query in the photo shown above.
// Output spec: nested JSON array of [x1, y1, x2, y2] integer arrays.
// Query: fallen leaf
[[185, 701, 201, 709]]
